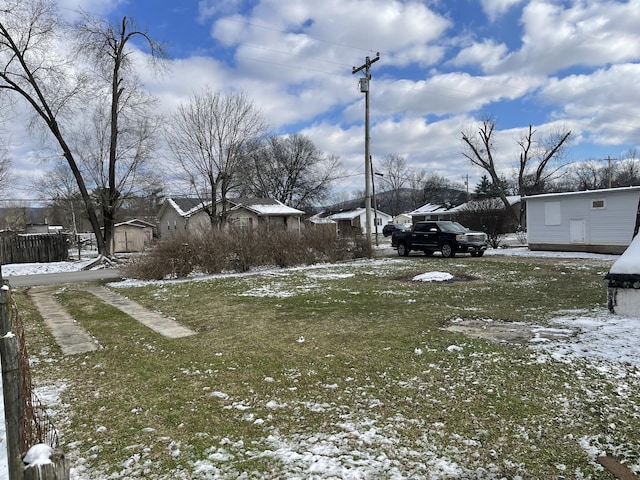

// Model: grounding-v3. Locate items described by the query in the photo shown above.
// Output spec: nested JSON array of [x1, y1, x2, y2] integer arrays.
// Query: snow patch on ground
[[412, 271, 454, 282], [2, 248, 638, 479]]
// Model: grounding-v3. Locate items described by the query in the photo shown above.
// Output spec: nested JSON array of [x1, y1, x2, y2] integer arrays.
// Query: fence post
[[22, 449, 69, 480], [0, 284, 24, 480]]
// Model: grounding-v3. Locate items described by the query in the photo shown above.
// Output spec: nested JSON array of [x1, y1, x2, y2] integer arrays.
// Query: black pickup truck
[[391, 221, 488, 258]]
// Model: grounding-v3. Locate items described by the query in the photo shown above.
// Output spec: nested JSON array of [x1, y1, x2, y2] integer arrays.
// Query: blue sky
[[11, 0, 640, 199]]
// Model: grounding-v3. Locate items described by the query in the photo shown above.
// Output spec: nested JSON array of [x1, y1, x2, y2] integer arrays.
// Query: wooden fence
[[0, 234, 69, 264]]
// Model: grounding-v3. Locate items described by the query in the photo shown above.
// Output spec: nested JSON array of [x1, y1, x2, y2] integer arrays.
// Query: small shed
[[525, 187, 640, 254], [112, 219, 155, 253], [306, 212, 338, 235]]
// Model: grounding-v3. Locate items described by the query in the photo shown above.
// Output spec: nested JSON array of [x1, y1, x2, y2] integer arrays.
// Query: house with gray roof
[[157, 197, 305, 237]]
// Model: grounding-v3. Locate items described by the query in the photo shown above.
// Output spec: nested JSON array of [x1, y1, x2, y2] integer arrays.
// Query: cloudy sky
[[8, 0, 640, 200]]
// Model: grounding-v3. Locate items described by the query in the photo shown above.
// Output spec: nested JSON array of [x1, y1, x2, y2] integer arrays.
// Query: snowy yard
[[2, 247, 640, 479]]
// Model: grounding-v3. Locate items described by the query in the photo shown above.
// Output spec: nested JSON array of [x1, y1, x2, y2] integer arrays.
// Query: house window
[[237, 217, 251, 229], [591, 199, 606, 209], [544, 201, 561, 226]]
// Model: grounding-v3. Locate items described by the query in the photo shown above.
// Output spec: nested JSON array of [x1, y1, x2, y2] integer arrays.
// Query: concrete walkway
[[28, 285, 196, 355], [82, 286, 196, 339], [28, 287, 99, 355]]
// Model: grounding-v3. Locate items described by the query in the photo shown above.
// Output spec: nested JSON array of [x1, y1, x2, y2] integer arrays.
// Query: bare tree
[[0, 201, 31, 231], [378, 154, 408, 215], [407, 168, 427, 209], [613, 149, 640, 187], [461, 119, 511, 212], [516, 124, 571, 197], [75, 14, 166, 256], [0, 0, 107, 252], [167, 87, 269, 228], [242, 133, 341, 209], [0, 3, 164, 256], [568, 159, 609, 190], [31, 156, 87, 233], [462, 118, 571, 226], [0, 143, 13, 194], [71, 97, 162, 240]]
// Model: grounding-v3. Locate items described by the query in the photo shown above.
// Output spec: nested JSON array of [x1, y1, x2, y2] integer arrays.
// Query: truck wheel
[[397, 242, 410, 256], [441, 243, 455, 258]]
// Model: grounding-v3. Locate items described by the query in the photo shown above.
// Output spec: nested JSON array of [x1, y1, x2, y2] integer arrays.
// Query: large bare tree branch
[[0, 0, 106, 253], [461, 118, 517, 223], [73, 13, 167, 255]]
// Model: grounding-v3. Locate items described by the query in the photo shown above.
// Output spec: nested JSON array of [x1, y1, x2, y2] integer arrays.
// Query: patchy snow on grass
[[534, 309, 640, 368], [3, 248, 640, 479]]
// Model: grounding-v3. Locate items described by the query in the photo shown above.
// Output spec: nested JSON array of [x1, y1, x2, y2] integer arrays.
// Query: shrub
[[124, 233, 196, 280], [123, 227, 373, 280]]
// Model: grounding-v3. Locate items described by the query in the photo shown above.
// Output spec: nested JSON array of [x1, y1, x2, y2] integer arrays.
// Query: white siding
[[526, 188, 640, 252]]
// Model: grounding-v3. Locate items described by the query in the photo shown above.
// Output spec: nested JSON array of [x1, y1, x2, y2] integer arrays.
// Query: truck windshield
[[438, 222, 467, 233]]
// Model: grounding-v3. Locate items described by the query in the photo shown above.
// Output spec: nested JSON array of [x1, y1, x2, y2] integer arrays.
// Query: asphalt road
[[4, 268, 123, 288]]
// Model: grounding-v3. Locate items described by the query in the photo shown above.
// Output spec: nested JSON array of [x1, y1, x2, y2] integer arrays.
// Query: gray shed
[[525, 186, 640, 254]]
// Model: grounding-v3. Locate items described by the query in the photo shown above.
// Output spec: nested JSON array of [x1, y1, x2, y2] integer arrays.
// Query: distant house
[[525, 187, 640, 254], [409, 202, 453, 221], [391, 213, 412, 224], [326, 208, 392, 235], [26, 224, 64, 234], [112, 219, 156, 253], [410, 197, 522, 232], [157, 197, 305, 237]]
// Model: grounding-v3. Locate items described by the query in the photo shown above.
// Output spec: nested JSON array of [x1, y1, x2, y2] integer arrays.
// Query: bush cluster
[[123, 227, 372, 280]]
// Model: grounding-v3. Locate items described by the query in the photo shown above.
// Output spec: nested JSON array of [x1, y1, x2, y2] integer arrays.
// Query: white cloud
[[541, 64, 640, 146], [496, 0, 640, 75], [6, 0, 640, 199], [449, 39, 508, 72], [480, 0, 526, 21], [374, 72, 543, 119], [198, 0, 247, 21], [212, 0, 450, 72]]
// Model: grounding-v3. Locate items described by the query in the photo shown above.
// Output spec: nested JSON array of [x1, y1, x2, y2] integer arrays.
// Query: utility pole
[[370, 156, 379, 246], [353, 53, 380, 244]]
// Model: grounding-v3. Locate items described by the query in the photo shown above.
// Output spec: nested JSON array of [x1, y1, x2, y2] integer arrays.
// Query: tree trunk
[[58, 138, 106, 255]]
